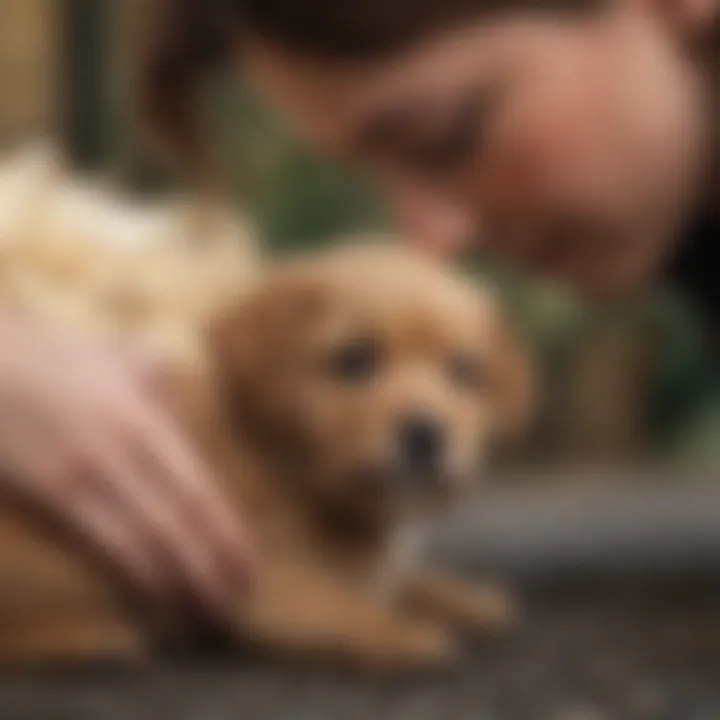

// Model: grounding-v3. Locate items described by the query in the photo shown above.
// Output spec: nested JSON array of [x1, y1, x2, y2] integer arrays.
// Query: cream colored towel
[[0, 142, 261, 368]]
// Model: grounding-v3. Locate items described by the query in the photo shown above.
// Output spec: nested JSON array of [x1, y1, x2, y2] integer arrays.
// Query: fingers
[[0, 338, 254, 624], [0, 425, 167, 603], [98, 373, 256, 583], [0, 421, 170, 603], [55, 493, 171, 606], [78, 425, 248, 621], [0, 410, 249, 622]]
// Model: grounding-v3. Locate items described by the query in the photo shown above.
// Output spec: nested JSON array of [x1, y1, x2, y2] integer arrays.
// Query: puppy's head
[[211, 245, 532, 522]]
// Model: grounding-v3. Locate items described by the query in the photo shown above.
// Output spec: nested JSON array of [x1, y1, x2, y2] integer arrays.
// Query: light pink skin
[[243, 0, 716, 297], [0, 315, 254, 620]]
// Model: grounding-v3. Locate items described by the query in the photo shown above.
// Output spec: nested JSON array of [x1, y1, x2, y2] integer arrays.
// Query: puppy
[[0, 244, 532, 670]]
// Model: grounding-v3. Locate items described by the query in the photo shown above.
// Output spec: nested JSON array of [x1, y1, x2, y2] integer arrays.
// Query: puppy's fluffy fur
[[0, 153, 532, 670]]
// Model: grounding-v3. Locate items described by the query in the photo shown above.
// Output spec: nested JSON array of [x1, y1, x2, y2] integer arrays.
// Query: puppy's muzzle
[[397, 413, 445, 482]]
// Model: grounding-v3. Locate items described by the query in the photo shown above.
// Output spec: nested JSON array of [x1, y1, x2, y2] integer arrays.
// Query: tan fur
[[0, 209, 531, 670]]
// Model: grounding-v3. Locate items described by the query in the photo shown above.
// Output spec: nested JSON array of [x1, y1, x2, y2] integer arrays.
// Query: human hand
[[0, 314, 254, 623]]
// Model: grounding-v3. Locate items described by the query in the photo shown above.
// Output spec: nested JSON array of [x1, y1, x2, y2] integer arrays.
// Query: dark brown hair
[[136, 0, 606, 181], [136, 0, 717, 184]]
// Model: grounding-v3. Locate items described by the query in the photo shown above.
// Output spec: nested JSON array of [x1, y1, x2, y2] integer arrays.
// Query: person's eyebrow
[[352, 98, 434, 157]]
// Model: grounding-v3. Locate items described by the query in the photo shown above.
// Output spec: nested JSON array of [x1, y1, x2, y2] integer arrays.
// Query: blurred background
[[1, 0, 717, 471]]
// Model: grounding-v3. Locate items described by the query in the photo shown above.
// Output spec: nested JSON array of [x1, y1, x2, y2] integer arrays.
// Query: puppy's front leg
[[236, 562, 455, 671], [403, 569, 518, 634], [0, 613, 147, 668]]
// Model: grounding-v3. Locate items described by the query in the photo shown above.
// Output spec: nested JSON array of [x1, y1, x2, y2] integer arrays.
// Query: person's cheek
[[485, 76, 628, 263], [470, 102, 583, 260]]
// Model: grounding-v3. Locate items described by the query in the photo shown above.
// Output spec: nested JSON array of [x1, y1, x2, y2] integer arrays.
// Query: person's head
[[139, 0, 718, 296]]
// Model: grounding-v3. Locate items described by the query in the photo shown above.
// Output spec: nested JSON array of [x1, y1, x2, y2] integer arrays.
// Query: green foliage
[[258, 150, 387, 250], [209, 79, 387, 250]]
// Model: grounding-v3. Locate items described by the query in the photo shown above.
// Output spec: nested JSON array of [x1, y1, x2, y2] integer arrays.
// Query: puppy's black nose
[[398, 414, 445, 476]]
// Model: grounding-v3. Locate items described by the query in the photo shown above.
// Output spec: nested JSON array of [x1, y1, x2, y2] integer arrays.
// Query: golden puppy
[[0, 244, 532, 670]]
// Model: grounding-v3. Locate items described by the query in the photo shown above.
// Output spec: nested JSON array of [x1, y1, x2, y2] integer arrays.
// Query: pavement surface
[[2, 477, 720, 720]]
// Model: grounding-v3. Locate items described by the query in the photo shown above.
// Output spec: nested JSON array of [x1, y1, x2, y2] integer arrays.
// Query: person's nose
[[387, 183, 479, 260]]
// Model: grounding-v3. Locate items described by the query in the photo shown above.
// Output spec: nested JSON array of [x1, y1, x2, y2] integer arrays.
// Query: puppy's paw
[[402, 620, 457, 665], [409, 571, 520, 636], [448, 582, 519, 633], [357, 620, 457, 672]]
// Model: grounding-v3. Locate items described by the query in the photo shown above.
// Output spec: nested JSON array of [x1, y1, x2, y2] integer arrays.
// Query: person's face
[[242, 0, 715, 296]]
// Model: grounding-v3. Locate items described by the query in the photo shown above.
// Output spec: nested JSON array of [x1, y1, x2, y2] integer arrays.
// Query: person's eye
[[401, 95, 486, 175], [325, 338, 382, 383]]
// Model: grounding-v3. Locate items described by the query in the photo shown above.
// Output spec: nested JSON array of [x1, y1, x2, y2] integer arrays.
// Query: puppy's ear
[[207, 293, 259, 403], [206, 270, 328, 418], [486, 304, 536, 443]]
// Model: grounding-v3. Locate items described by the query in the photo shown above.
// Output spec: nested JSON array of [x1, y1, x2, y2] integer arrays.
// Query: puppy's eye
[[448, 356, 484, 390], [326, 339, 381, 383]]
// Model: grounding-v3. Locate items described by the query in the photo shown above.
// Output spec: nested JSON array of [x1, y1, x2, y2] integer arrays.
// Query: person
[[139, 0, 717, 322], [0, 0, 716, 624]]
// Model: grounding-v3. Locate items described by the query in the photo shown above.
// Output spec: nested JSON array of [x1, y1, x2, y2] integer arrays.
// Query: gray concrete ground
[[2, 475, 720, 720]]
